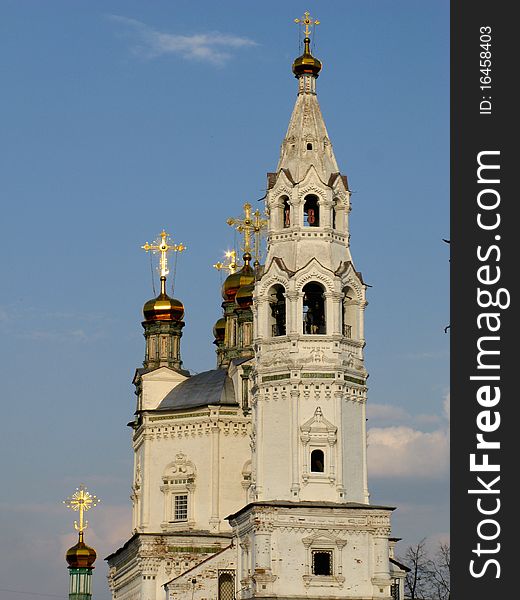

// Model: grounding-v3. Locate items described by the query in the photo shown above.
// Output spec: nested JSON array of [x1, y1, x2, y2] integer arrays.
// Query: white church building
[[106, 15, 407, 600]]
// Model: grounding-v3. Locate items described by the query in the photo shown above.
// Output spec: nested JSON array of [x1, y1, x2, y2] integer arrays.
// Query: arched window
[[310, 449, 325, 472], [342, 286, 357, 339], [303, 282, 326, 334], [218, 572, 235, 600], [281, 196, 291, 228], [304, 194, 320, 227], [268, 284, 286, 336], [306, 142, 313, 150], [332, 198, 338, 230]]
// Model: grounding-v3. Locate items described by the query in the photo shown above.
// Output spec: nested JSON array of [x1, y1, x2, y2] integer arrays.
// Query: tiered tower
[[228, 13, 400, 599]]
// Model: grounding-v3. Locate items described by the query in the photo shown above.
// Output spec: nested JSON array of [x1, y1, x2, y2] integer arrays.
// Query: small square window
[[312, 550, 333, 576], [174, 494, 188, 520]]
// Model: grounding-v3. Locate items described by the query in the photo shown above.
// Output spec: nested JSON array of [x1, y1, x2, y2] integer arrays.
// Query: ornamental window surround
[[300, 407, 337, 484], [160, 452, 196, 529], [302, 532, 346, 588]]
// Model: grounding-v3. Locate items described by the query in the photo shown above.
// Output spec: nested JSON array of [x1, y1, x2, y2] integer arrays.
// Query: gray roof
[[157, 369, 237, 411]]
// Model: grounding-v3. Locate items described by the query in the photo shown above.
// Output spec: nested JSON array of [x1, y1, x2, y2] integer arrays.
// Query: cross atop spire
[[63, 484, 100, 533], [294, 10, 320, 39], [141, 230, 186, 279]]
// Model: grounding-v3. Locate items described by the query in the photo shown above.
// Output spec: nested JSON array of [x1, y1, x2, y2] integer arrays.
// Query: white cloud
[[367, 392, 450, 479], [110, 15, 257, 66], [367, 403, 443, 429], [368, 425, 449, 478]]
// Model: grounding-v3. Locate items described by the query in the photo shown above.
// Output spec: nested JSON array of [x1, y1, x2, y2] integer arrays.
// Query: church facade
[[106, 17, 407, 600]]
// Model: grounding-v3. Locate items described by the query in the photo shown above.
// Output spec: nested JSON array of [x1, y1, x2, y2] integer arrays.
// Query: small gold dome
[[292, 37, 322, 78], [235, 283, 254, 308], [66, 532, 97, 569], [213, 317, 226, 341], [222, 253, 255, 301], [143, 277, 184, 322]]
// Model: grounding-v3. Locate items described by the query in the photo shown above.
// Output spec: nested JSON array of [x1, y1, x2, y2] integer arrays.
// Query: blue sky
[[0, 1, 449, 598]]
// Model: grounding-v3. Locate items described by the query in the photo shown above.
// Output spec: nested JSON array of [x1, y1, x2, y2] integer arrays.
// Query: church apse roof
[[156, 368, 237, 411]]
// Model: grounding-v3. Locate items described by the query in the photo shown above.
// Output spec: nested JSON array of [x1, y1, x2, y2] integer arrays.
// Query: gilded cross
[[141, 230, 186, 278], [227, 203, 268, 262], [63, 484, 100, 533], [213, 249, 239, 274], [252, 208, 268, 264], [294, 11, 320, 38]]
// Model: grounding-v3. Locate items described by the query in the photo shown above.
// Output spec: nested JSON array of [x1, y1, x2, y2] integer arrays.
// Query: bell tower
[[228, 14, 398, 599], [251, 12, 368, 505]]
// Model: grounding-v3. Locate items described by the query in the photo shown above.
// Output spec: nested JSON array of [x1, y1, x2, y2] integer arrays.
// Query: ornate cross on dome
[[213, 249, 239, 274], [252, 207, 268, 265], [63, 484, 100, 533], [227, 203, 267, 263], [141, 230, 186, 278], [294, 10, 320, 38]]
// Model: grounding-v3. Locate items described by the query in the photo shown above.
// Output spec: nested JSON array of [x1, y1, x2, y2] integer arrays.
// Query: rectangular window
[[174, 494, 188, 521], [311, 550, 333, 576]]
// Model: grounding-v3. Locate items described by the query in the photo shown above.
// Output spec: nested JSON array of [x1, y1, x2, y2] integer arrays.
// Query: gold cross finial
[[141, 230, 186, 279], [252, 208, 268, 264], [63, 484, 100, 533], [227, 203, 254, 255], [295, 11, 320, 38], [213, 249, 239, 274], [227, 203, 268, 263]]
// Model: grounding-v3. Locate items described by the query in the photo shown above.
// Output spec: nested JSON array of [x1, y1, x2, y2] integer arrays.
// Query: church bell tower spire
[[228, 17, 398, 599], [251, 11, 367, 505]]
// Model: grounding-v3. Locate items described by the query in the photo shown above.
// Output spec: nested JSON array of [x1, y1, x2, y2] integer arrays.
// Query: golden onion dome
[[235, 283, 254, 308], [292, 37, 322, 78], [143, 276, 184, 323], [221, 253, 255, 301], [66, 532, 97, 569], [213, 317, 226, 341]]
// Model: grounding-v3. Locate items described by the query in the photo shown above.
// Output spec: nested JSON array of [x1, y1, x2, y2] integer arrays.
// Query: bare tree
[[399, 539, 450, 600], [426, 543, 450, 600], [401, 538, 431, 599]]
